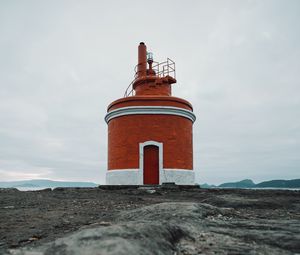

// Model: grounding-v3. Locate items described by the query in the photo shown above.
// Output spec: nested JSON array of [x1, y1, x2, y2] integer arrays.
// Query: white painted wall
[[106, 168, 195, 185]]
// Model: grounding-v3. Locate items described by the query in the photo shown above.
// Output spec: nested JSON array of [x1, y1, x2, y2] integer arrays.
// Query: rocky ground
[[0, 185, 299, 254]]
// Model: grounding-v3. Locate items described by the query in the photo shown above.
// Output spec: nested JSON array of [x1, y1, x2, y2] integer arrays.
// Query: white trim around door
[[139, 141, 163, 185]]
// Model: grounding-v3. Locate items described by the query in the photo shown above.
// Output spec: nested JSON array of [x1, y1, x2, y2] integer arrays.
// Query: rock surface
[[0, 187, 299, 254]]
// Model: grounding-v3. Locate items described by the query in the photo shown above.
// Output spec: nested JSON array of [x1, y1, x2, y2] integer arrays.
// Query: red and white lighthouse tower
[[105, 42, 196, 185]]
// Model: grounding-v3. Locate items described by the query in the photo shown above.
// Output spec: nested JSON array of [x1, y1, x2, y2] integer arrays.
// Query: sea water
[[16, 187, 52, 191]]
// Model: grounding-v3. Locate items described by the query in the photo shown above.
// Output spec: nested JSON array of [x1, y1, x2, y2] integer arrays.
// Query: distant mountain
[[200, 178, 300, 189], [14, 183, 39, 188], [219, 179, 256, 188], [200, 183, 217, 189], [255, 179, 300, 188], [0, 179, 98, 188]]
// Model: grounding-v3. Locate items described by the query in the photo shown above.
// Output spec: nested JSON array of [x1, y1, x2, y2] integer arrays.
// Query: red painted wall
[[107, 114, 193, 170]]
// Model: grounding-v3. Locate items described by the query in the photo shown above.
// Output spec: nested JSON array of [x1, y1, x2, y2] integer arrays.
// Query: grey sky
[[0, 0, 299, 184]]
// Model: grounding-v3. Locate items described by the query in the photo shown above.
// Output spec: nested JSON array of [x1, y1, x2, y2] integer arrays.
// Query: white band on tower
[[105, 106, 196, 123]]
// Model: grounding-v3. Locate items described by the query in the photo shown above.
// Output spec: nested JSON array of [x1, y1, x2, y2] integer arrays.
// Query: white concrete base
[[105, 169, 139, 185], [162, 169, 195, 185], [106, 169, 195, 185]]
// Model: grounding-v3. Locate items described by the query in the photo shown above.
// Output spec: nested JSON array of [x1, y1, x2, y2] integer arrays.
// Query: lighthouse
[[105, 42, 196, 185]]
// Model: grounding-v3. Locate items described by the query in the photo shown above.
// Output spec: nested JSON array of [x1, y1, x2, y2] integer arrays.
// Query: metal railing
[[124, 58, 176, 97], [123, 79, 135, 97]]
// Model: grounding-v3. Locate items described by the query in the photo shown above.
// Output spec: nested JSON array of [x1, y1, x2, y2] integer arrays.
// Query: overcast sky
[[0, 0, 299, 185]]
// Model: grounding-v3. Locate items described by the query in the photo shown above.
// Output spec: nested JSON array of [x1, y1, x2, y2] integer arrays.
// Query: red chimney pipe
[[137, 42, 147, 78]]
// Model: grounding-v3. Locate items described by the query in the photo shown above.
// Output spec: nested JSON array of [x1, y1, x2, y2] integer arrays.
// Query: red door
[[143, 145, 159, 185]]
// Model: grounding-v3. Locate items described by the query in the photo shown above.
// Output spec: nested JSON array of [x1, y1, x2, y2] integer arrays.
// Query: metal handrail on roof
[[124, 58, 176, 97]]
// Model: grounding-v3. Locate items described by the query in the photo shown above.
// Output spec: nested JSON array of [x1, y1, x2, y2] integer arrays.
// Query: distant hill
[[255, 179, 300, 188], [200, 183, 217, 189], [0, 179, 98, 188], [200, 178, 300, 189], [219, 179, 255, 188]]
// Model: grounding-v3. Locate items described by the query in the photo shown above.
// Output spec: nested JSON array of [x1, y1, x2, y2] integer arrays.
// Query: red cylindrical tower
[[105, 42, 196, 185]]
